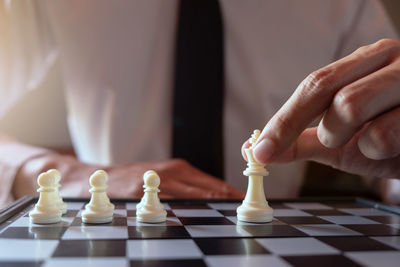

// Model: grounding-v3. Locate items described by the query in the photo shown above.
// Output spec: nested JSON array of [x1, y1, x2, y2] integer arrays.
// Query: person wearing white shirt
[[0, 0, 399, 207]]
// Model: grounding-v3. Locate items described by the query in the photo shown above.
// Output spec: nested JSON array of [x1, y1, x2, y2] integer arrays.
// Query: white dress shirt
[[0, 0, 398, 202]]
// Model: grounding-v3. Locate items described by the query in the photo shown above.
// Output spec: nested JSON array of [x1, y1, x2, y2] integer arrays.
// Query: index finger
[[253, 39, 400, 164]]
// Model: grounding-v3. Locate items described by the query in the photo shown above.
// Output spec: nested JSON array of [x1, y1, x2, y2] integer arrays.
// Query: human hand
[[14, 154, 243, 199], [105, 159, 243, 199], [243, 39, 400, 179]]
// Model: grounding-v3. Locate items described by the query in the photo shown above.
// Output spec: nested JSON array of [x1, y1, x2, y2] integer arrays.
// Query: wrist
[[13, 154, 64, 198]]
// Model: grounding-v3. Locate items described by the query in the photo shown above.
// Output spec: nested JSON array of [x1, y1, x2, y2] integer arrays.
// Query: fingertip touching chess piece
[[29, 170, 62, 224], [136, 170, 167, 223], [237, 129, 273, 223], [48, 169, 67, 214], [82, 170, 114, 224]]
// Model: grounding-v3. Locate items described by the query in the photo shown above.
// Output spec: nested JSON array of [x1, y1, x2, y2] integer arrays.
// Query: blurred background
[[1, 0, 399, 199]]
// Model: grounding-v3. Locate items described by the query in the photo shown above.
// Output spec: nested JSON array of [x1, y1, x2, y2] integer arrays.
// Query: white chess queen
[[237, 130, 273, 223]]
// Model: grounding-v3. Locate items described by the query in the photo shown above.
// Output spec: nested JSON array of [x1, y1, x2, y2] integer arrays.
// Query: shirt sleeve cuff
[[0, 142, 53, 207]]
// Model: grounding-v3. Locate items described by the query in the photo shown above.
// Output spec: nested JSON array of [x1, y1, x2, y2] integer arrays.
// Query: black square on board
[[127, 210, 136, 217], [217, 210, 236, 216], [283, 255, 362, 267], [178, 217, 234, 225], [344, 224, 400, 236], [130, 259, 207, 267], [71, 217, 127, 226], [166, 210, 175, 217], [0, 227, 67, 240], [276, 216, 332, 225], [53, 240, 126, 257], [114, 204, 126, 209], [240, 225, 308, 237], [128, 226, 190, 239], [194, 238, 270, 255], [316, 236, 396, 251], [62, 210, 79, 217]]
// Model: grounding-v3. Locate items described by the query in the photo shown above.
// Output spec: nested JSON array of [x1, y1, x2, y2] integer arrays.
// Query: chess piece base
[[82, 212, 113, 224], [29, 209, 62, 224], [136, 208, 167, 223], [237, 204, 273, 223], [82, 207, 114, 224]]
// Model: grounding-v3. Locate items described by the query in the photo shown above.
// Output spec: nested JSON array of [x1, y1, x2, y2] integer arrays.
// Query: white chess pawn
[[136, 170, 158, 211], [136, 170, 166, 223], [237, 130, 273, 223], [29, 171, 62, 224], [48, 169, 67, 214], [82, 170, 114, 224]]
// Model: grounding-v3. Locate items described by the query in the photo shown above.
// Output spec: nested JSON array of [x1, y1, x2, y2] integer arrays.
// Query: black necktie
[[172, 0, 224, 179]]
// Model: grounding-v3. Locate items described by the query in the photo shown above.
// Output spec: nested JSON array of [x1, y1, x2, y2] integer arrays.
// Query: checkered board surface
[[1, 199, 400, 267]]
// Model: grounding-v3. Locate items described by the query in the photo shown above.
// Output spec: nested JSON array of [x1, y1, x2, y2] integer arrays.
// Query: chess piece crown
[[243, 130, 268, 177]]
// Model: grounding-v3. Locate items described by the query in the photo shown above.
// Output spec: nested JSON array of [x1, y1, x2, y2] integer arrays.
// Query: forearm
[[0, 139, 53, 207], [13, 153, 101, 199]]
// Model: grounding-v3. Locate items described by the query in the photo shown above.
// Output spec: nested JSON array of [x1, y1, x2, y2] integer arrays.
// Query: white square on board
[[185, 225, 252, 237], [284, 203, 332, 210], [273, 209, 312, 217], [172, 209, 223, 217], [256, 237, 339, 255], [127, 239, 202, 259], [10, 216, 74, 227], [65, 202, 85, 210], [346, 251, 400, 267], [113, 209, 127, 217], [294, 224, 362, 236], [205, 255, 291, 267], [43, 258, 128, 267], [0, 239, 58, 260], [389, 224, 400, 229], [207, 203, 240, 210], [62, 226, 128, 240], [318, 216, 379, 225], [226, 216, 285, 225]]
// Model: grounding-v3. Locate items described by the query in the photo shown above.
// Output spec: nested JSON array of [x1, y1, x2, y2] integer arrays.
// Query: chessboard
[[0, 197, 400, 267]]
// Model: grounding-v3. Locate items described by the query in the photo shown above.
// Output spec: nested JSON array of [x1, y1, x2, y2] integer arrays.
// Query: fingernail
[[253, 139, 276, 163]]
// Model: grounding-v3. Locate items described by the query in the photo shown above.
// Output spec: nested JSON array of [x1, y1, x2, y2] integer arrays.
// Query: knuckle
[[365, 126, 396, 156], [170, 158, 189, 168], [385, 67, 400, 83], [272, 113, 295, 141], [374, 38, 399, 50], [301, 68, 334, 97], [356, 39, 400, 57], [333, 89, 363, 124], [354, 44, 369, 54]]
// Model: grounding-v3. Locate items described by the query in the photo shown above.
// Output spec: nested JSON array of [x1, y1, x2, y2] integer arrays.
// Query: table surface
[[0, 197, 400, 267]]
